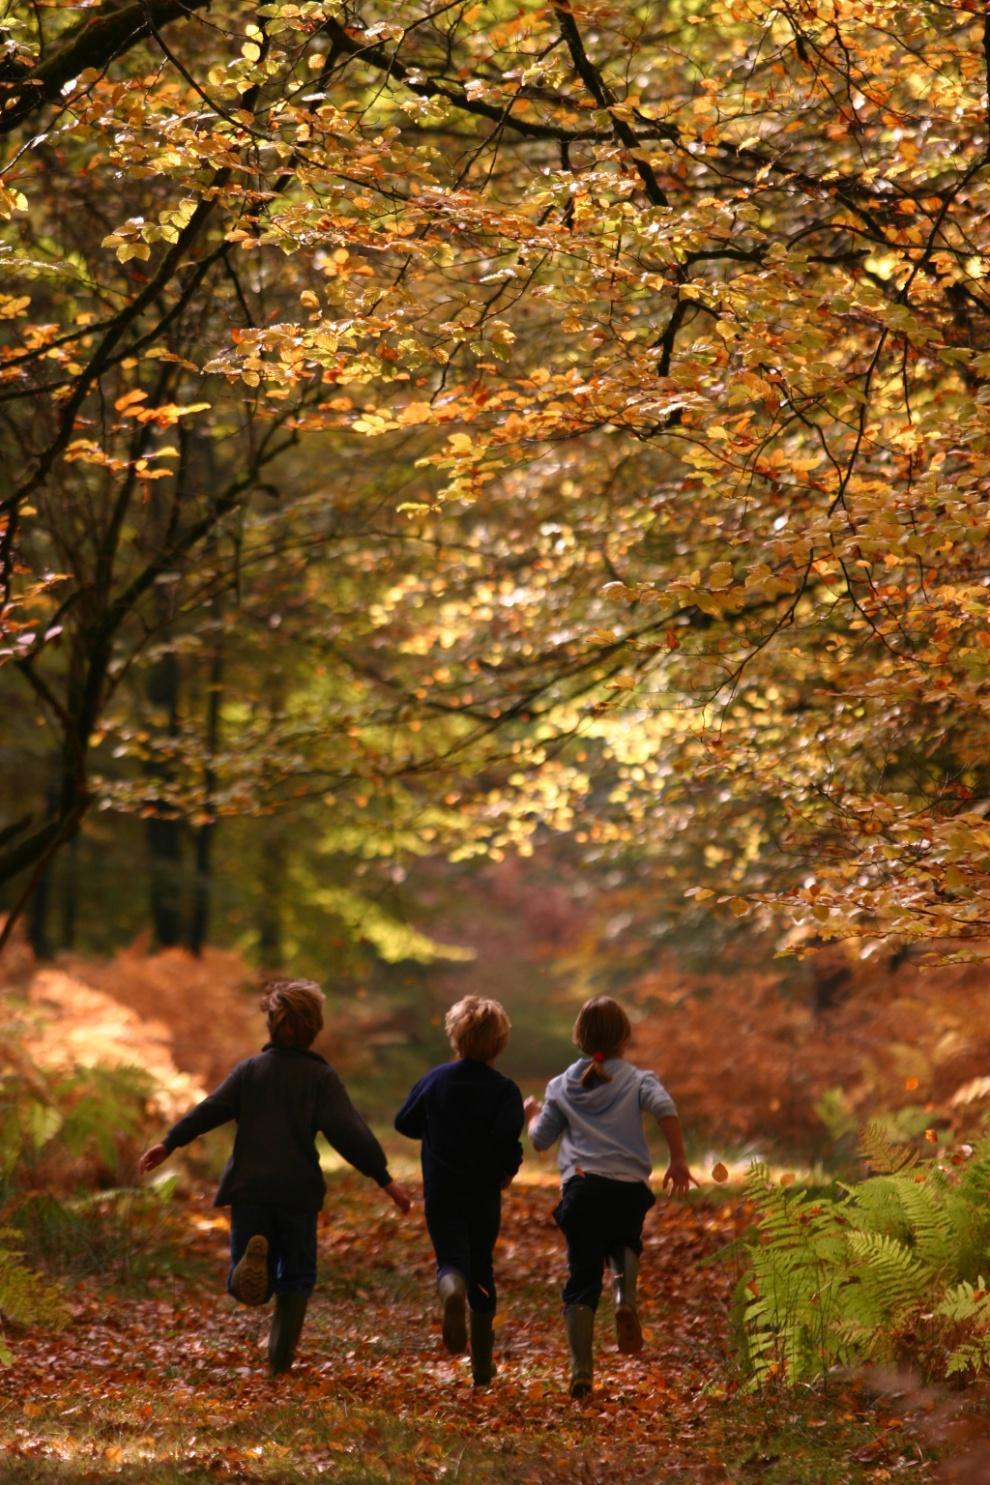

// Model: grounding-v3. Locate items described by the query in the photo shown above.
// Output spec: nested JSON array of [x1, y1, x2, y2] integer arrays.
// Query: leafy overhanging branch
[[0, 0, 212, 137]]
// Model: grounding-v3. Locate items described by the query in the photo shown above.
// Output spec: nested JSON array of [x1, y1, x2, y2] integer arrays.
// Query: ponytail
[[580, 1050, 611, 1089], [573, 997, 632, 1087]]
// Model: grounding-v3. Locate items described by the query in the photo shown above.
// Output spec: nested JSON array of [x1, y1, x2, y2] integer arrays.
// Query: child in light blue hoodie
[[525, 995, 695, 1398]]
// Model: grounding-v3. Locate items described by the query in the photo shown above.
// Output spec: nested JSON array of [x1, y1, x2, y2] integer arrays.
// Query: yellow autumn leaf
[[114, 389, 149, 413], [116, 242, 151, 264], [397, 402, 436, 426]]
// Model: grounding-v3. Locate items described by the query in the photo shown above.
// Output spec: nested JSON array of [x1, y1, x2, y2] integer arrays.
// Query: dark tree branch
[[550, 0, 668, 208], [321, 16, 615, 145], [0, 0, 211, 137]]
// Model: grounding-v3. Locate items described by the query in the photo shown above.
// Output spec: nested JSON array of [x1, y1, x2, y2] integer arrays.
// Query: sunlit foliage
[[2, 1, 990, 953]]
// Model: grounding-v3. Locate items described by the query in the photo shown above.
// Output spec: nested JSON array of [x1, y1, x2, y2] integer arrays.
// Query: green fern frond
[[738, 1144, 990, 1388], [0, 1230, 68, 1363], [946, 1341, 990, 1378], [957, 1137, 990, 1201], [892, 1179, 956, 1268], [845, 1229, 923, 1300], [936, 1278, 990, 1323], [857, 1120, 918, 1174]]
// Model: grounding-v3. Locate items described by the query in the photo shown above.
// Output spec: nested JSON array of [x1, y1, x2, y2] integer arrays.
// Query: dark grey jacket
[[164, 1044, 391, 1210]]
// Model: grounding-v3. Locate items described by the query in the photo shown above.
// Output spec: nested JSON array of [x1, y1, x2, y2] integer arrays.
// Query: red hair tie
[[592, 1051, 605, 1064]]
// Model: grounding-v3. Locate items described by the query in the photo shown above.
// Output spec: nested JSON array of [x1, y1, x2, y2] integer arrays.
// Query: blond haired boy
[[395, 996, 524, 1387]]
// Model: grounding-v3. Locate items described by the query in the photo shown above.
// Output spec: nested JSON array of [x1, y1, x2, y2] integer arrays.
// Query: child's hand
[[523, 1096, 542, 1121], [384, 1180, 413, 1215], [662, 1159, 698, 1197], [138, 1142, 168, 1175]]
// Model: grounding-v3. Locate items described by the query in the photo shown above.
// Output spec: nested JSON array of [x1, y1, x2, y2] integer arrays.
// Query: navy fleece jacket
[[394, 1060, 524, 1198]]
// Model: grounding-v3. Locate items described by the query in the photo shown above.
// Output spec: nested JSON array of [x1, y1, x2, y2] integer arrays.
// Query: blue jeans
[[227, 1203, 318, 1301], [553, 1174, 655, 1311], [424, 1188, 501, 1314]]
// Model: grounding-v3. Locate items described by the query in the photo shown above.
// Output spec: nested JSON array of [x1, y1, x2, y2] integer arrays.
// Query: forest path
[[0, 1175, 935, 1483]]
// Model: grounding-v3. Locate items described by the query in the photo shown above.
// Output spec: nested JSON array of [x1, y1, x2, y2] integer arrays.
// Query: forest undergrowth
[[0, 1169, 962, 1485]]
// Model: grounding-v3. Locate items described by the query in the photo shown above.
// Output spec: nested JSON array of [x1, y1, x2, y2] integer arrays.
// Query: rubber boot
[[229, 1234, 270, 1306], [610, 1247, 643, 1354], [565, 1304, 595, 1398], [268, 1292, 309, 1376], [437, 1270, 468, 1355], [469, 1309, 496, 1388]]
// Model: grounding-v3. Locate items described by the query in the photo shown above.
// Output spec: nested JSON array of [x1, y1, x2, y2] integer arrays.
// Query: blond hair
[[573, 996, 632, 1088], [261, 979, 325, 1049], [445, 996, 510, 1063]]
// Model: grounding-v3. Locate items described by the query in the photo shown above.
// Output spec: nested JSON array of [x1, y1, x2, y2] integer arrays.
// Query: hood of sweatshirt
[[557, 1057, 638, 1113]]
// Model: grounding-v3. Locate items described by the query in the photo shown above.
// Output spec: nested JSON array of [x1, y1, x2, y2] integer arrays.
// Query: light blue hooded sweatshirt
[[529, 1057, 677, 1186]]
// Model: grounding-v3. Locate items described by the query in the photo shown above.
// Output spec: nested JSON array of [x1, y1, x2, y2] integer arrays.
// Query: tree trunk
[[60, 833, 79, 950], [257, 824, 285, 970], [27, 861, 52, 960], [144, 631, 185, 949], [188, 617, 223, 957], [26, 778, 60, 959]]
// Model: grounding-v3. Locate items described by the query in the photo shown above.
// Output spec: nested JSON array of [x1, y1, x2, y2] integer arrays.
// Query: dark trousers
[[553, 1174, 655, 1311], [424, 1187, 501, 1314], [228, 1202, 318, 1300]]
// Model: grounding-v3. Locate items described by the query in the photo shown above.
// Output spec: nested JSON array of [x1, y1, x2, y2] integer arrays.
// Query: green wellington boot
[[469, 1309, 496, 1388], [268, 1292, 309, 1376], [565, 1304, 595, 1398], [437, 1270, 468, 1355], [610, 1247, 643, 1354], [229, 1234, 270, 1306]]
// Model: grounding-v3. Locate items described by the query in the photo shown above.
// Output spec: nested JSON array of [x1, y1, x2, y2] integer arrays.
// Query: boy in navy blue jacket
[[395, 996, 524, 1387], [140, 979, 410, 1377]]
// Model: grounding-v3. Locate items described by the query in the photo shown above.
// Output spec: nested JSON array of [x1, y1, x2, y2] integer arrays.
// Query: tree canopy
[[3, 0, 990, 956]]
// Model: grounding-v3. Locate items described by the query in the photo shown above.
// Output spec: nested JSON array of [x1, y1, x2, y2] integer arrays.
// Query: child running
[[139, 979, 411, 1376], [395, 996, 524, 1388], [525, 994, 695, 1398]]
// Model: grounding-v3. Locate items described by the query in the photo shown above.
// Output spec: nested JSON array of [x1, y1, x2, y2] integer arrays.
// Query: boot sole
[[231, 1234, 270, 1306], [616, 1304, 643, 1355], [442, 1291, 468, 1354], [570, 1376, 593, 1398]]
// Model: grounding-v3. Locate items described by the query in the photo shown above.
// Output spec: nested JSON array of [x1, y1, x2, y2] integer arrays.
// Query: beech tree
[[2, 0, 990, 952]]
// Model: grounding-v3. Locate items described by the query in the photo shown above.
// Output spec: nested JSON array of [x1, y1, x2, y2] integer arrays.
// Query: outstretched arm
[[138, 1142, 169, 1174], [637, 1072, 696, 1195], [139, 1064, 244, 1173], [659, 1115, 698, 1196], [320, 1069, 412, 1213], [525, 1092, 566, 1152], [523, 1095, 543, 1141]]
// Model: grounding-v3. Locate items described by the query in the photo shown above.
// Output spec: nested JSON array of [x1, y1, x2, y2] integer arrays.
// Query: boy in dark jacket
[[139, 979, 410, 1376], [395, 996, 524, 1388]]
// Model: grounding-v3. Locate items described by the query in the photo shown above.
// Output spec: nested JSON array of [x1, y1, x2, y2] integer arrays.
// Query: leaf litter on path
[[0, 1173, 943, 1482]]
